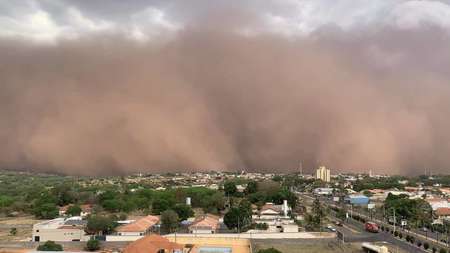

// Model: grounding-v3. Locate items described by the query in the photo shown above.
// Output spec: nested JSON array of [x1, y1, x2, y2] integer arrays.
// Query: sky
[[1, 0, 450, 175]]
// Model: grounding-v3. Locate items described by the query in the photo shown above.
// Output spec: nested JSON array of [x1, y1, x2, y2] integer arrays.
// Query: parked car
[[364, 222, 379, 233], [326, 225, 336, 232]]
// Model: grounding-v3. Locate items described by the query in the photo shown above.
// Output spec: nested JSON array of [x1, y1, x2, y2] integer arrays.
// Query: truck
[[364, 222, 379, 233]]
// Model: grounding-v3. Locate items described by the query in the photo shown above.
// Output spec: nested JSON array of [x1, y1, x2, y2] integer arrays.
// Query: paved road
[[335, 217, 427, 252], [299, 193, 436, 252]]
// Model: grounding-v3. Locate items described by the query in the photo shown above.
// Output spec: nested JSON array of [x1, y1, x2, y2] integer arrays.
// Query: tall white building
[[316, 166, 331, 182]]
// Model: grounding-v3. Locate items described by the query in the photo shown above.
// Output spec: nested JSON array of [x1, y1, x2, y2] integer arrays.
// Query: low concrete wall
[[106, 235, 143, 241], [165, 232, 336, 239], [104, 231, 335, 241]]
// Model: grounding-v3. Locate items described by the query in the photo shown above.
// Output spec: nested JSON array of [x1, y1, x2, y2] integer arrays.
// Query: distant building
[[32, 217, 89, 242], [59, 204, 92, 217], [188, 214, 220, 234], [313, 188, 334, 196], [345, 195, 370, 205], [315, 166, 331, 182], [116, 215, 160, 236]]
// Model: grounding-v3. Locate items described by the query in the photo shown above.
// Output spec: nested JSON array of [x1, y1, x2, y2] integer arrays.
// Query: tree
[[52, 184, 76, 206], [33, 203, 59, 219], [102, 199, 122, 212], [173, 204, 194, 221], [244, 181, 258, 195], [384, 193, 432, 227], [224, 207, 241, 230], [161, 210, 179, 233], [152, 199, 171, 214], [10, 227, 17, 236], [238, 199, 252, 227], [224, 200, 252, 231], [85, 238, 101, 251], [305, 198, 326, 231], [37, 241, 63, 251], [86, 215, 117, 235], [224, 181, 237, 197], [66, 205, 82, 216], [257, 248, 282, 253]]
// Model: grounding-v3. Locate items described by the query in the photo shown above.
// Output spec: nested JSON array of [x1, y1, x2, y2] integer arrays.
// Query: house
[[116, 215, 160, 236], [426, 198, 450, 211], [435, 207, 450, 219], [259, 203, 283, 220], [253, 201, 295, 232], [32, 216, 89, 242], [188, 214, 220, 234], [59, 204, 92, 217], [123, 234, 183, 253]]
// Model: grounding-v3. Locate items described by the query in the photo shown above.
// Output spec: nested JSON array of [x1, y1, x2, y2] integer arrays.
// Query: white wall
[[33, 228, 89, 242]]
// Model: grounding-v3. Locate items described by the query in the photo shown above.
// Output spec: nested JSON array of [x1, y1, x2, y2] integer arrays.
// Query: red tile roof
[[123, 234, 183, 253], [260, 204, 281, 213], [117, 215, 160, 233], [436, 207, 450, 217], [189, 214, 220, 230]]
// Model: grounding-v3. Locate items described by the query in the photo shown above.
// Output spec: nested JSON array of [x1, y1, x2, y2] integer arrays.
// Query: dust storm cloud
[[1, 3, 450, 175]]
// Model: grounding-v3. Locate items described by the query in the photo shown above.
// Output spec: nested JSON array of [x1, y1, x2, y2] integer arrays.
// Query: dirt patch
[[0, 216, 41, 242], [252, 240, 363, 253]]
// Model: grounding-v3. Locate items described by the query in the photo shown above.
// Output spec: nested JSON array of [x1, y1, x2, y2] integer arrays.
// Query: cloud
[[0, 0, 114, 43], [129, 7, 182, 42], [3, 1, 450, 43], [0, 1, 450, 175], [390, 0, 450, 29]]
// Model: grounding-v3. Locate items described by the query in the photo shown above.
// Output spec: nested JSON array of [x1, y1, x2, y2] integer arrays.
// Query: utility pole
[[393, 208, 396, 234]]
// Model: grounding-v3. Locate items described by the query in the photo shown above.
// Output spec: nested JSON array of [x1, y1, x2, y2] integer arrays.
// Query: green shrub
[[423, 242, 429, 250], [85, 238, 100, 251], [255, 223, 269, 230], [37, 241, 63, 251], [9, 227, 17, 236], [394, 231, 398, 237], [439, 249, 447, 253], [257, 247, 282, 253]]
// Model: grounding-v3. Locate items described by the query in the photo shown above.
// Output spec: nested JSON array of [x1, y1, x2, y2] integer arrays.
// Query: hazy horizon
[[1, 1, 450, 176]]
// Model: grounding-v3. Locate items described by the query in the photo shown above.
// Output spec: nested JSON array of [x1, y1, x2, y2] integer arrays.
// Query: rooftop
[[123, 234, 183, 253], [117, 215, 160, 233]]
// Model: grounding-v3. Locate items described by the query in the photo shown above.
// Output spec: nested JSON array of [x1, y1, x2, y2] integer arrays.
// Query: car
[[364, 222, 379, 233], [335, 221, 343, 226], [421, 227, 428, 232], [326, 225, 337, 232]]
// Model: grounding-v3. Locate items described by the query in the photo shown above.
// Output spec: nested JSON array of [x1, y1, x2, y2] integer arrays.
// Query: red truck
[[364, 222, 379, 233]]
